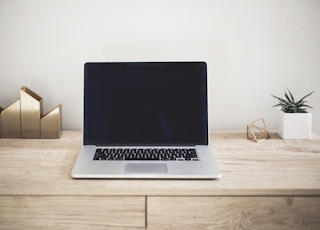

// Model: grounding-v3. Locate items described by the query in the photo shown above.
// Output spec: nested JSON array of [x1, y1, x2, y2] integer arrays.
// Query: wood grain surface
[[148, 196, 320, 230], [0, 196, 145, 230], [0, 131, 319, 196], [1, 131, 319, 229]]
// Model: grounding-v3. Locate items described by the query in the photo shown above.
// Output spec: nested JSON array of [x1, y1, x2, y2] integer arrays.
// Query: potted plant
[[272, 88, 314, 139]]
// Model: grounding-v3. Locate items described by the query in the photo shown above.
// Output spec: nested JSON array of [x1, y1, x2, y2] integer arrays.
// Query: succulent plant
[[272, 88, 314, 113]]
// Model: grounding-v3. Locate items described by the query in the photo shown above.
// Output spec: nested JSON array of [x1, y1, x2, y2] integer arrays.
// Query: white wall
[[1, 0, 320, 134]]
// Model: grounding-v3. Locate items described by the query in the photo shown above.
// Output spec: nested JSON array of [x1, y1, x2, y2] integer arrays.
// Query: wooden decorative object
[[0, 86, 61, 139], [247, 117, 270, 142]]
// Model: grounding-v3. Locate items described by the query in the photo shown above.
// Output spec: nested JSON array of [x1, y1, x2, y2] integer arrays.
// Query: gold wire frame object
[[247, 117, 270, 142], [0, 86, 62, 139]]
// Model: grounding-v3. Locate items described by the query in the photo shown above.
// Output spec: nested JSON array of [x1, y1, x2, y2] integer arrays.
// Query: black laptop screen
[[84, 62, 208, 146]]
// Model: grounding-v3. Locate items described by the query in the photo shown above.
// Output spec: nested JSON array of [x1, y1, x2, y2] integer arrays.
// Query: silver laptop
[[71, 62, 221, 179]]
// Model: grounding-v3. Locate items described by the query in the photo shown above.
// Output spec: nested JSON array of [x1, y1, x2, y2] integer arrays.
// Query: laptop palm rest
[[125, 163, 168, 173]]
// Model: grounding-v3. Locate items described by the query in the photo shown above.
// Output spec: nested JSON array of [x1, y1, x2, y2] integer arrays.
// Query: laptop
[[71, 62, 221, 179]]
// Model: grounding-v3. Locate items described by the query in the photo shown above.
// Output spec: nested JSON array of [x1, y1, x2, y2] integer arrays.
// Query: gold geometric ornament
[[20, 86, 43, 138], [41, 104, 62, 138], [247, 117, 270, 142], [0, 86, 62, 139], [0, 106, 3, 138], [1, 99, 21, 138]]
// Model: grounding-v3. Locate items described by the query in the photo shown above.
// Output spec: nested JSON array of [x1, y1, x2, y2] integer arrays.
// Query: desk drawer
[[148, 196, 320, 230], [0, 196, 145, 230]]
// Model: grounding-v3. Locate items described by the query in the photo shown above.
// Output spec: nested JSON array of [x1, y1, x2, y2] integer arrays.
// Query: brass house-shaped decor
[[0, 86, 61, 139]]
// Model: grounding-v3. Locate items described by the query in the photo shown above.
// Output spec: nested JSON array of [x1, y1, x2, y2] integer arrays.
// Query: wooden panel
[[0, 196, 145, 230], [0, 131, 319, 197], [148, 196, 320, 230]]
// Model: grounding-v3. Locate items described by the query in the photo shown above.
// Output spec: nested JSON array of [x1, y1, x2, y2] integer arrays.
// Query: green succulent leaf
[[296, 91, 314, 105], [286, 88, 295, 103], [271, 89, 314, 113]]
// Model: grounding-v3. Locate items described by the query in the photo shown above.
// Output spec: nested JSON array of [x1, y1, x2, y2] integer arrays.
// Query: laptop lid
[[83, 62, 208, 146]]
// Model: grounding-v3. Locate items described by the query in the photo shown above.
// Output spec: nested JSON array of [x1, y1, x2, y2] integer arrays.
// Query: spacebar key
[[125, 157, 160, 160]]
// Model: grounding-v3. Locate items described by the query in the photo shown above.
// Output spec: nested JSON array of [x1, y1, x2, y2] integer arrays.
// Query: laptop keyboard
[[93, 148, 199, 161]]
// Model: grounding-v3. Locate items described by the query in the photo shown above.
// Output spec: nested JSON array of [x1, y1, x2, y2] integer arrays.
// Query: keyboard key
[[93, 148, 198, 161]]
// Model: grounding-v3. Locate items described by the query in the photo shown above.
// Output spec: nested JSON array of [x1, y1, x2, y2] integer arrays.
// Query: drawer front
[[148, 196, 320, 230], [0, 196, 145, 230]]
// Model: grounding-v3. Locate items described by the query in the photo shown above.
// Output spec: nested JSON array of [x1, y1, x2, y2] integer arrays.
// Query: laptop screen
[[84, 62, 208, 146]]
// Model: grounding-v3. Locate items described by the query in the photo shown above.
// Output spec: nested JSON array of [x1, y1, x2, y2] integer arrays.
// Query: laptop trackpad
[[125, 163, 168, 173]]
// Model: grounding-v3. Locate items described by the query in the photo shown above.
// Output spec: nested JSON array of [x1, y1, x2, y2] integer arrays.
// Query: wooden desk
[[1, 131, 320, 229]]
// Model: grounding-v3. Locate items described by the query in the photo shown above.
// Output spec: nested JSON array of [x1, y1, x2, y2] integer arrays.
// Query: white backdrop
[[1, 0, 319, 134]]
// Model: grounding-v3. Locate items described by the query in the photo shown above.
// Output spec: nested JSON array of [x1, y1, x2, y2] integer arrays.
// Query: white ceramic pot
[[278, 111, 312, 139]]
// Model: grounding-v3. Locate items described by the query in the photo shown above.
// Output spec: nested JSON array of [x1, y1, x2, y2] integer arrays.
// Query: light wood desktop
[[0, 131, 319, 229]]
